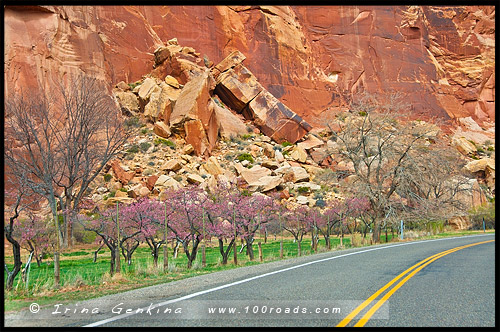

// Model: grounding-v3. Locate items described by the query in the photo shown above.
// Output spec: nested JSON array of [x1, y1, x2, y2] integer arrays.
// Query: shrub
[[103, 173, 112, 182], [127, 145, 139, 153], [281, 141, 293, 147], [128, 82, 141, 90], [468, 202, 495, 230], [237, 153, 254, 163], [139, 142, 151, 153], [241, 134, 253, 140], [241, 189, 252, 197], [154, 137, 175, 148], [124, 153, 135, 160], [297, 186, 309, 194], [124, 116, 143, 129]]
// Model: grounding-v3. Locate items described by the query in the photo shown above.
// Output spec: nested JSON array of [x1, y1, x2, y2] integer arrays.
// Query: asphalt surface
[[4, 233, 495, 327]]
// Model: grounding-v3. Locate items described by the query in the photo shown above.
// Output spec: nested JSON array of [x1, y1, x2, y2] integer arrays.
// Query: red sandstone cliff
[[4, 5, 495, 137]]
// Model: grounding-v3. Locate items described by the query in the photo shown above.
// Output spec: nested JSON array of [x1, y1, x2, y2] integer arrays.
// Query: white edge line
[[83, 233, 494, 327]]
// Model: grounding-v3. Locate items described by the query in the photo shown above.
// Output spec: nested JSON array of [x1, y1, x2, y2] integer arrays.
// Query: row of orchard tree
[[5, 182, 372, 286], [77, 184, 371, 275]]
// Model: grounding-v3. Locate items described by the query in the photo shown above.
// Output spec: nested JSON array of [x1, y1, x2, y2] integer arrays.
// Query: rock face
[[4, 5, 494, 136]]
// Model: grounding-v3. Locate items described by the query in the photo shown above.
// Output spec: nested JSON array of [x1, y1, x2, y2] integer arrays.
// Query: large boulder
[[464, 157, 495, 190], [110, 159, 135, 185], [137, 77, 159, 110], [464, 157, 495, 173], [214, 53, 311, 144], [297, 134, 325, 150], [211, 98, 249, 139], [153, 121, 171, 138], [234, 163, 272, 185], [248, 175, 283, 192], [113, 90, 139, 116], [144, 81, 181, 123], [451, 136, 477, 156], [155, 174, 182, 190], [169, 68, 218, 157], [161, 159, 183, 172], [203, 156, 224, 177], [289, 146, 308, 163]]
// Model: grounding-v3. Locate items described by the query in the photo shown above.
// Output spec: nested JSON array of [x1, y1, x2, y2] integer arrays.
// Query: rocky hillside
[[4, 5, 495, 140], [79, 39, 493, 232]]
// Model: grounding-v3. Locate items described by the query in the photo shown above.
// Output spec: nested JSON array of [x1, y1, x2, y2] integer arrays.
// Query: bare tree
[[54, 74, 134, 247], [4, 172, 40, 290], [325, 92, 470, 243], [5, 90, 64, 288], [4, 73, 134, 288]]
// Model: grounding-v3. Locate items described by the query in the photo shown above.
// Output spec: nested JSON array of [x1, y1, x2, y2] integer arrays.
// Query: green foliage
[[281, 141, 293, 147], [103, 174, 112, 182], [469, 202, 495, 229], [124, 116, 143, 129], [139, 142, 151, 153], [315, 199, 326, 208], [128, 81, 141, 90], [62, 251, 88, 257], [237, 153, 254, 163], [241, 134, 253, 140], [241, 189, 252, 197], [126, 145, 139, 153], [141, 128, 149, 135], [358, 111, 368, 116], [154, 137, 175, 148], [487, 146, 494, 151], [297, 186, 309, 194]]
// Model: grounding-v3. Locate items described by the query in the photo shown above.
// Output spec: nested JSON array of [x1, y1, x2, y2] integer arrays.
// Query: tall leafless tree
[[4, 73, 134, 288], [325, 92, 471, 243]]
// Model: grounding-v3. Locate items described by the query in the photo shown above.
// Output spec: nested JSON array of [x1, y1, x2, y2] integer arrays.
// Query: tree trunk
[[93, 242, 104, 263], [5, 237, 22, 291], [218, 238, 234, 265], [245, 237, 254, 261], [153, 249, 159, 267], [54, 252, 60, 287], [109, 247, 116, 276], [49, 199, 63, 288], [183, 236, 200, 269], [372, 221, 381, 244]]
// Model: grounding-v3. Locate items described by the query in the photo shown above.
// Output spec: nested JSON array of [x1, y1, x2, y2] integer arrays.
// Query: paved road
[[5, 234, 495, 327]]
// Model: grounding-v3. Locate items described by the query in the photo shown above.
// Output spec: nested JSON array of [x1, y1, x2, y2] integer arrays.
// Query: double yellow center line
[[336, 239, 494, 327]]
